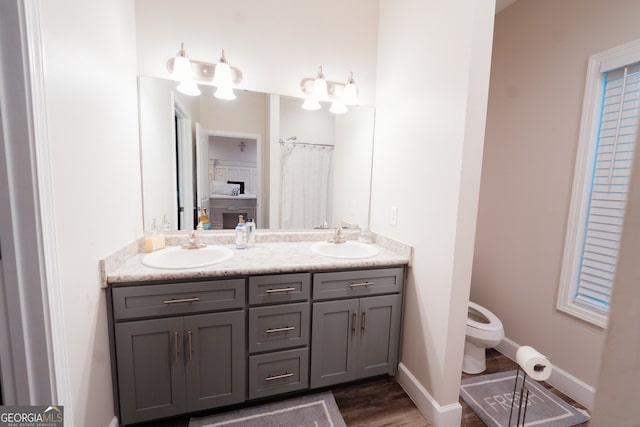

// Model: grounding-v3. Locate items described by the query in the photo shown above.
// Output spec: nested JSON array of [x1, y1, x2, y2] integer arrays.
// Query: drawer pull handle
[[349, 281, 374, 288], [352, 312, 357, 336], [265, 287, 296, 294], [362, 311, 367, 335], [265, 372, 294, 381], [265, 326, 295, 334], [163, 297, 200, 304], [174, 332, 179, 364]]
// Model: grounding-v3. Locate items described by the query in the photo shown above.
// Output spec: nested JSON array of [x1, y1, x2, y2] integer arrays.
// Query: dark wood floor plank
[[131, 348, 590, 427]]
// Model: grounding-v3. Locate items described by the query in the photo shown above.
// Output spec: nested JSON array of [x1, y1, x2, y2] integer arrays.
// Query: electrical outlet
[[390, 207, 399, 226]]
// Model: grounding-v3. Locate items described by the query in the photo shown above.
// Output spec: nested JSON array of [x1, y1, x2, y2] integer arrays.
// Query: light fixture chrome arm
[[166, 56, 243, 86]]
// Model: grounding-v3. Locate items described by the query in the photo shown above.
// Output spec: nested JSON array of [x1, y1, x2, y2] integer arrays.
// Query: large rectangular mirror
[[138, 76, 375, 231]]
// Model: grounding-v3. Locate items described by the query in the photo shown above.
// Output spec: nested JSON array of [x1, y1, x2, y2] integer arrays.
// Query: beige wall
[[38, 0, 142, 425], [372, 1, 494, 424], [473, 0, 640, 392]]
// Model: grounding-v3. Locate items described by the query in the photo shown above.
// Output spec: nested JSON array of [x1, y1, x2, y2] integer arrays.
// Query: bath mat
[[460, 370, 589, 427], [188, 391, 346, 427]]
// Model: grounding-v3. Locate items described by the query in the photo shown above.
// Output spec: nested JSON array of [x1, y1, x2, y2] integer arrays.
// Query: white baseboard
[[107, 416, 119, 427], [496, 337, 596, 409], [396, 362, 462, 427]]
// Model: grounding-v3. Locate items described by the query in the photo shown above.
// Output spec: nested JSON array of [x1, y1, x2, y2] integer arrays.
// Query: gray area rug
[[460, 370, 589, 427], [188, 391, 347, 427]]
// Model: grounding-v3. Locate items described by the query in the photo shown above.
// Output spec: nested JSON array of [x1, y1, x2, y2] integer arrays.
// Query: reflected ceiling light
[[166, 44, 243, 100], [329, 99, 348, 114], [171, 43, 201, 96], [311, 67, 330, 102], [300, 67, 359, 114], [302, 96, 321, 111], [343, 72, 359, 106]]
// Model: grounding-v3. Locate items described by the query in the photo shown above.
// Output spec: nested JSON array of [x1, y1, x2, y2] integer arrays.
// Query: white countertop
[[104, 233, 411, 286]]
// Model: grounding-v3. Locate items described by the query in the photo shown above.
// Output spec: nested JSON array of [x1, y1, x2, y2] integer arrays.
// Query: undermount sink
[[142, 245, 234, 269], [311, 240, 380, 259]]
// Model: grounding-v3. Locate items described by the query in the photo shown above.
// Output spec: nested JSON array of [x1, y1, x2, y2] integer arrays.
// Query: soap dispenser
[[246, 217, 256, 246], [235, 215, 247, 249], [144, 218, 166, 252]]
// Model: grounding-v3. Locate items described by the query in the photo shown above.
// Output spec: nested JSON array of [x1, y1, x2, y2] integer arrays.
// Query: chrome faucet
[[328, 227, 346, 244], [182, 230, 206, 249]]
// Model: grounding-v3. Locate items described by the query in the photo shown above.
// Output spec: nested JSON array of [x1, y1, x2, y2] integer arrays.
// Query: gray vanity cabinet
[[109, 279, 245, 426], [107, 265, 405, 426], [247, 273, 311, 400], [310, 268, 404, 389]]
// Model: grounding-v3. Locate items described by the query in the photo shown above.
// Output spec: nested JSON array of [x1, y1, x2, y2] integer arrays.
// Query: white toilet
[[463, 301, 504, 374]]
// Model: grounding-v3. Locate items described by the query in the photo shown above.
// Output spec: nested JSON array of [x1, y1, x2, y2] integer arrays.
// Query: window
[[557, 39, 640, 327]]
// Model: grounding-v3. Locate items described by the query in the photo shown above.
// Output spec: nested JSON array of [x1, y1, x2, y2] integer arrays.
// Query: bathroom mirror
[[138, 76, 375, 231]]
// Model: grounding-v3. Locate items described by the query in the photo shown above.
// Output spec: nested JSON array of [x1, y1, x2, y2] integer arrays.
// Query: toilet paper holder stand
[[508, 365, 534, 427]]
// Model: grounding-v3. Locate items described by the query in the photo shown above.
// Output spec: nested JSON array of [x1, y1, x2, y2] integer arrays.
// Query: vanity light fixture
[[300, 67, 359, 114], [171, 43, 201, 97], [167, 44, 243, 99]]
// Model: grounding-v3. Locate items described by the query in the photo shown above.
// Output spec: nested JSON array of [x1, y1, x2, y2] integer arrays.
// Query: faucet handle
[[329, 227, 346, 244]]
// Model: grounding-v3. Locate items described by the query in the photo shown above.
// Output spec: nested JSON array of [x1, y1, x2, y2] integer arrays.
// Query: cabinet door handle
[[361, 311, 367, 335], [265, 287, 296, 294], [174, 332, 179, 364], [188, 330, 193, 361], [265, 326, 295, 334], [352, 312, 357, 336], [264, 372, 293, 381], [349, 281, 374, 288], [163, 297, 200, 304]]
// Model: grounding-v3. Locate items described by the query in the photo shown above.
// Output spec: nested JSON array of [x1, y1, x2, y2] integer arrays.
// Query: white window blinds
[[574, 62, 640, 312]]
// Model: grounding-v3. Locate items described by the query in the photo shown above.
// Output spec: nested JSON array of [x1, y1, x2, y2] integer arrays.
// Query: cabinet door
[[310, 299, 359, 388], [357, 294, 401, 378], [184, 311, 245, 412], [115, 317, 186, 425]]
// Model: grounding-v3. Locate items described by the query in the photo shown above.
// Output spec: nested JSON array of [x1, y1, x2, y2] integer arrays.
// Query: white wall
[[37, 0, 142, 425], [372, 1, 494, 425], [134, 0, 379, 106], [472, 0, 640, 394]]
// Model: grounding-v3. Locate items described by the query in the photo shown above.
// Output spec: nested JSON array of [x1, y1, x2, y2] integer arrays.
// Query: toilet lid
[[467, 301, 503, 332]]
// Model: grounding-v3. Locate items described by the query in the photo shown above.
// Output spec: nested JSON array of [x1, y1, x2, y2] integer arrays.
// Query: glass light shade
[[312, 77, 330, 101], [329, 99, 348, 114], [172, 55, 201, 96], [172, 55, 192, 81], [214, 85, 236, 100], [176, 80, 201, 96], [302, 96, 321, 111], [343, 82, 359, 105], [213, 61, 233, 88]]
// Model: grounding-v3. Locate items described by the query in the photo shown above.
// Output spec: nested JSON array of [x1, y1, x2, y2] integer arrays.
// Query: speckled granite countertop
[[102, 230, 412, 287]]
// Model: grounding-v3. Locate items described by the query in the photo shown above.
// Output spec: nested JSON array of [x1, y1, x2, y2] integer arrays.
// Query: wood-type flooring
[[136, 348, 589, 426]]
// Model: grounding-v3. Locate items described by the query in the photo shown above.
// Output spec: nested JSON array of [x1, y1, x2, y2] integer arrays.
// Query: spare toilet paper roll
[[516, 345, 552, 381]]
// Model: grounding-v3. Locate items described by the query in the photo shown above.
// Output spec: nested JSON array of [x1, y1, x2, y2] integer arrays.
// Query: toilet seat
[[467, 301, 503, 332]]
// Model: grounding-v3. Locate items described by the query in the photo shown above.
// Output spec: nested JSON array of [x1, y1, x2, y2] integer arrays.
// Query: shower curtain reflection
[[280, 142, 334, 229]]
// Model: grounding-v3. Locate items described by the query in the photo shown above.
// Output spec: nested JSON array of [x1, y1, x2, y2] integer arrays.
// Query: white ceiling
[[495, 0, 518, 13]]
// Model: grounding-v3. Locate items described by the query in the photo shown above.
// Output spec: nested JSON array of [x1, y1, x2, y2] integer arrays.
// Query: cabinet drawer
[[112, 279, 245, 320], [249, 273, 310, 305], [248, 348, 309, 400], [249, 302, 310, 353], [312, 268, 404, 300]]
